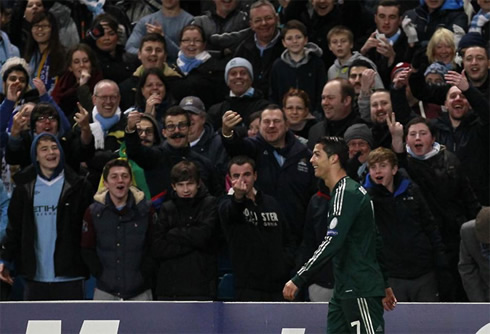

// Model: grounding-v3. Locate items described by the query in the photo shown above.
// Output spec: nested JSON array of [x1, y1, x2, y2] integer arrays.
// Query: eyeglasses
[[36, 115, 56, 122], [164, 122, 189, 132], [180, 39, 203, 45], [32, 24, 51, 30], [95, 95, 119, 102], [137, 128, 153, 135]]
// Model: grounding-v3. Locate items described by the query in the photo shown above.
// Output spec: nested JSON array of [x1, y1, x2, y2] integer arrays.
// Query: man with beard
[[361, 89, 415, 149], [125, 106, 222, 208]]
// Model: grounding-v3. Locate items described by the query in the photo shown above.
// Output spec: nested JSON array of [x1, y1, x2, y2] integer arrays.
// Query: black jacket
[[2, 165, 92, 280], [364, 171, 445, 279], [82, 187, 154, 299], [207, 89, 270, 137], [153, 187, 218, 299], [222, 130, 316, 247], [218, 190, 294, 297], [125, 131, 224, 199], [401, 148, 481, 252]]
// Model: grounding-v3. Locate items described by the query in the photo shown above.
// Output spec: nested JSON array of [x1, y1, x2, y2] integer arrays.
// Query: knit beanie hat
[[424, 61, 448, 77], [458, 32, 486, 52], [224, 57, 254, 83], [344, 124, 374, 148]]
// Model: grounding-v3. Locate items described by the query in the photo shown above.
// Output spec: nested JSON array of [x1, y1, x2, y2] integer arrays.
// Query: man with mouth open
[[283, 136, 396, 333], [0, 133, 93, 300], [390, 116, 481, 301], [81, 158, 154, 300], [125, 106, 222, 208]]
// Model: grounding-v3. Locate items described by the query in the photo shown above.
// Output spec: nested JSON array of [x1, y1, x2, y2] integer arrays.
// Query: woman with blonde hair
[[426, 28, 457, 69]]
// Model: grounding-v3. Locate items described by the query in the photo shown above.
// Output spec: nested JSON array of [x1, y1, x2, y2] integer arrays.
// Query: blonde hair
[[426, 28, 456, 64]]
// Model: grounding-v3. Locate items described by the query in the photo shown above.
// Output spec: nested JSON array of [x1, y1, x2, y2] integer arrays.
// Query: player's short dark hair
[[228, 155, 256, 174], [317, 136, 349, 170], [171, 160, 200, 184]]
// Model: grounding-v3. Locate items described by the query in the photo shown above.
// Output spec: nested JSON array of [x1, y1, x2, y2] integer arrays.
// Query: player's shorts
[[327, 295, 384, 334]]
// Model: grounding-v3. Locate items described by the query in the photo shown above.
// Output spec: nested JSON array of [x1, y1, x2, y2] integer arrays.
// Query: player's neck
[[325, 169, 347, 190]]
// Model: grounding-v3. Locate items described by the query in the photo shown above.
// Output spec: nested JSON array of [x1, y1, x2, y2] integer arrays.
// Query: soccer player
[[283, 136, 396, 333]]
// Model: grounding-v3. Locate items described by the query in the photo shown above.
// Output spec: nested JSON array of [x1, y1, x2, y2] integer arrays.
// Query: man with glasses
[[85, 79, 126, 188], [233, 0, 284, 96], [125, 106, 222, 208]]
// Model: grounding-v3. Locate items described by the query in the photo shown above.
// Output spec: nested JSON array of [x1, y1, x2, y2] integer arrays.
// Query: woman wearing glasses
[[171, 25, 227, 109], [23, 11, 65, 94]]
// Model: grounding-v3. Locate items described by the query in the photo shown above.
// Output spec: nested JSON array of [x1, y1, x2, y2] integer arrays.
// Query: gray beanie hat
[[475, 207, 490, 244], [224, 57, 254, 83], [344, 124, 374, 148]]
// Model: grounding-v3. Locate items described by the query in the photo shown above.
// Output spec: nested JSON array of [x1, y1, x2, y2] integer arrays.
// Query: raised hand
[[222, 110, 242, 137], [74, 102, 90, 130], [445, 70, 469, 92], [127, 111, 143, 132], [6, 81, 21, 102], [32, 77, 47, 96], [11, 107, 29, 137]]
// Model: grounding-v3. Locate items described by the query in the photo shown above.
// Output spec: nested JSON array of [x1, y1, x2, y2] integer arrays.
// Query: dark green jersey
[[292, 176, 385, 299]]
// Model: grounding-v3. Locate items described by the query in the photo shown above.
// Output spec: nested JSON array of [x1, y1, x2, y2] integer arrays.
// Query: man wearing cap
[[208, 57, 269, 136], [180, 96, 229, 176], [344, 123, 374, 182], [459, 207, 490, 301]]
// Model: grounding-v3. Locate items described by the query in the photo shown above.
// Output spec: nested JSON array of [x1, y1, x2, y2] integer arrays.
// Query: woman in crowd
[[171, 25, 227, 109], [23, 11, 65, 94], [426, 28, 458, 70], [83, 13, 134, 84], [129, 68, 175, 129], [52, 44, 103, 124], [282, 88, 316, 143]]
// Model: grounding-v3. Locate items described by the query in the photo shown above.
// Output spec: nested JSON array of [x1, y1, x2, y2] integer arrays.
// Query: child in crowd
[[269, 20, 326, 115], [327, 25, 384, 89]]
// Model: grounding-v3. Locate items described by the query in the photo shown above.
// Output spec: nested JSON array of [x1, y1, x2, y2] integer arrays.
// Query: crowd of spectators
[[0, 0, 488, 303]]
